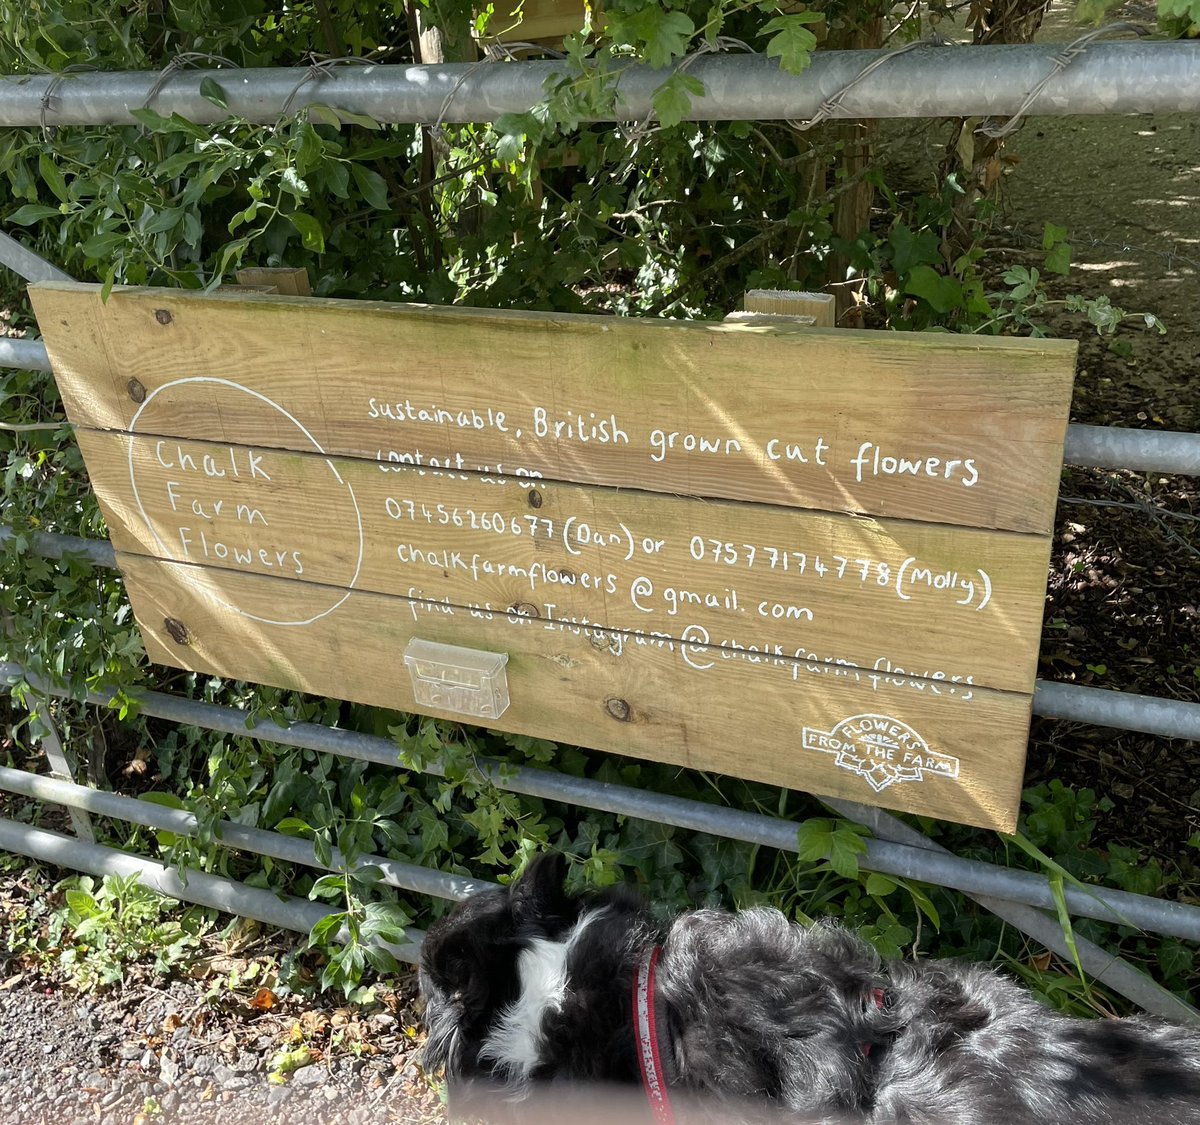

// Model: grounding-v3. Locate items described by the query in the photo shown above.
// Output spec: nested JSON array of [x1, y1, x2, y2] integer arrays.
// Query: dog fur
[[419, 853, 1200, 1123]]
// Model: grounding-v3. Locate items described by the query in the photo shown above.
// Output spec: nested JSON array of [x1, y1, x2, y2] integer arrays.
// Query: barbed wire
[[39, 64, 97, 140], [786, 33, 955, 132], [977, 21, 1149, 139], [142, 52, 242, 111], [279, 56, 374, 120]]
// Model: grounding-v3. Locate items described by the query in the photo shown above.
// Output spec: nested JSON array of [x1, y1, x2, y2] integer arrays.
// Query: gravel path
[[0, 907, 442, 1125]]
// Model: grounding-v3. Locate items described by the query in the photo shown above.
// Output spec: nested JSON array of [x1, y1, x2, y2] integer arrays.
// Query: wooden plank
[[31, 282, 1076, 534], [234, 267, 311, 296], [118, 553, 1030, 833], [484, 0, 589, 42], [744, 289, 836, 327], [77, 428, 1050, 694]]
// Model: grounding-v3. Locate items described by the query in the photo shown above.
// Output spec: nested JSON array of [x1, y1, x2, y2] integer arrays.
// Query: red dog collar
[[634, 944, 675, 1124]]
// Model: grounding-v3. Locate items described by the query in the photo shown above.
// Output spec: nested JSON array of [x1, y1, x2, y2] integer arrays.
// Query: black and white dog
[[419, 853, 1200, 1123]]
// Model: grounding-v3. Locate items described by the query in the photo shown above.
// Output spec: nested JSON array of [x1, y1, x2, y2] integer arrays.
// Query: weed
[[48, 873, 212, 991]]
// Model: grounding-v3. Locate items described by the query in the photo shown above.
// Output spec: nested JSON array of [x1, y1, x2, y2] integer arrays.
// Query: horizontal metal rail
[[0, 765, 496, 902], [1064, 424, 1200, 476], [3, 760, 1191, 1020], [0, 337, 53, 372], [0, 817, 422, 963], [820, 798, 1198, 1023], [1035, 680, 1200, 741], [3, 661, 1199, 946], [4, 340, 1198, 476], [2, 43, 1199, 127]]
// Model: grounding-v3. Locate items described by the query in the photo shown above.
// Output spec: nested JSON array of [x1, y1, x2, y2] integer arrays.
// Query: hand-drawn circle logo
[[128, 377, 363, 627], [801, 713, 961, 792]]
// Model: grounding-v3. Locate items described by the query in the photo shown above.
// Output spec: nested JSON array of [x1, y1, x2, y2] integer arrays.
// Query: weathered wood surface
[[31, 282, 1078, 831], [33, 282, 1076, 533], [77, 428, 1050, 693], [120, 554, 1031, 832], [743, 289, 836, 327]]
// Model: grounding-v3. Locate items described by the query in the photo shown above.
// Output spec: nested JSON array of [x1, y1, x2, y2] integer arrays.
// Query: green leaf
[[628, 8, 695, 69], [306, 104, 342, 128], [129, 107, 174, 133], [280, 166, 310, 198], [288, 211, 325, 253], [199, 77, 229, 110], [141, 208, 183, 236], [7, 203, 61, 225], [38, 153, 69, 203], [1042, 221, 1069, 250], [312, 831, 334, 868], [65, 888, 98, 919], [864, 872, 898, 897], [828, 837, 860, 880], [79, 230, 126, 259], [308, 911, 343, 946], [889, 224, 940, 274], [275, 816, 314, 837], [651, 72, 705, 129], [902, 265, 964, 313], [364, 944, 400, 974], [761, 14, 821, 76], [1044, 240, 1071, 276], [350, 164, 389, 210], [1156, 938, 1194, 982], [795, 818, 833, 862]]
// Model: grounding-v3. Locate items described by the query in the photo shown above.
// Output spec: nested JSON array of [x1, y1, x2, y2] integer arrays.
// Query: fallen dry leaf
[[248, 986, 278, 1011]]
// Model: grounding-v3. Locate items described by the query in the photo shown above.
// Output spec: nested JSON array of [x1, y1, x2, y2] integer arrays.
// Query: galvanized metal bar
[[1034, 680, 1200, 741], [0, 818, 424, 962], [3, 763, 1187, 1020], [21, 704, 94, 842], [2, 43, 1199, 128], [0, 526, 116, 567], [823, 797, 1199, 1023], [0, 230, 73, 282], [0, 764, 494, 901], [2, 661, 1198, 943], [0, 337, 53, 372], [1063, 424, 1200, 476]]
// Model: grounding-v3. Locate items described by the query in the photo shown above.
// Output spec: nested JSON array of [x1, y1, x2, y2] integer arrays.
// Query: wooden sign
[[32, 282, 1078, 832]]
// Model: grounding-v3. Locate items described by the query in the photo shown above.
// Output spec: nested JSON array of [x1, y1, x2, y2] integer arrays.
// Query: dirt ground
[[996, 83, 1200, 861]]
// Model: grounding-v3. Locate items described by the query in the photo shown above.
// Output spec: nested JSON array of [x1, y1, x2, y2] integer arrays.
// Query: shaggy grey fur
[[420, 854, 1200, 1123]]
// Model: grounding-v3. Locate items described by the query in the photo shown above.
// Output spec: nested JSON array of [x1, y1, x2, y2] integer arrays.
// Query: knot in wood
[[126, 378, 146, 404], [163, 617, 190, 645], [527, 489, 543, 510], [510, 602, 540, 618], [605, 697, 632, 723], [154, 308, 173, 325]]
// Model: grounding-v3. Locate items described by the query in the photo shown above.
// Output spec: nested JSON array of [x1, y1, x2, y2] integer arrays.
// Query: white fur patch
[[480, 907, 607, 1082]]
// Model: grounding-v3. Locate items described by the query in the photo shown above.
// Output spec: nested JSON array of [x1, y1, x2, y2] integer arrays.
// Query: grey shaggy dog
[[419, 854, 1200, 1124]]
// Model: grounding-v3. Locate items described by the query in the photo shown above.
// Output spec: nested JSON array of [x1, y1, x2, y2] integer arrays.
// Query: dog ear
[[508, 851, 573, 930]]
